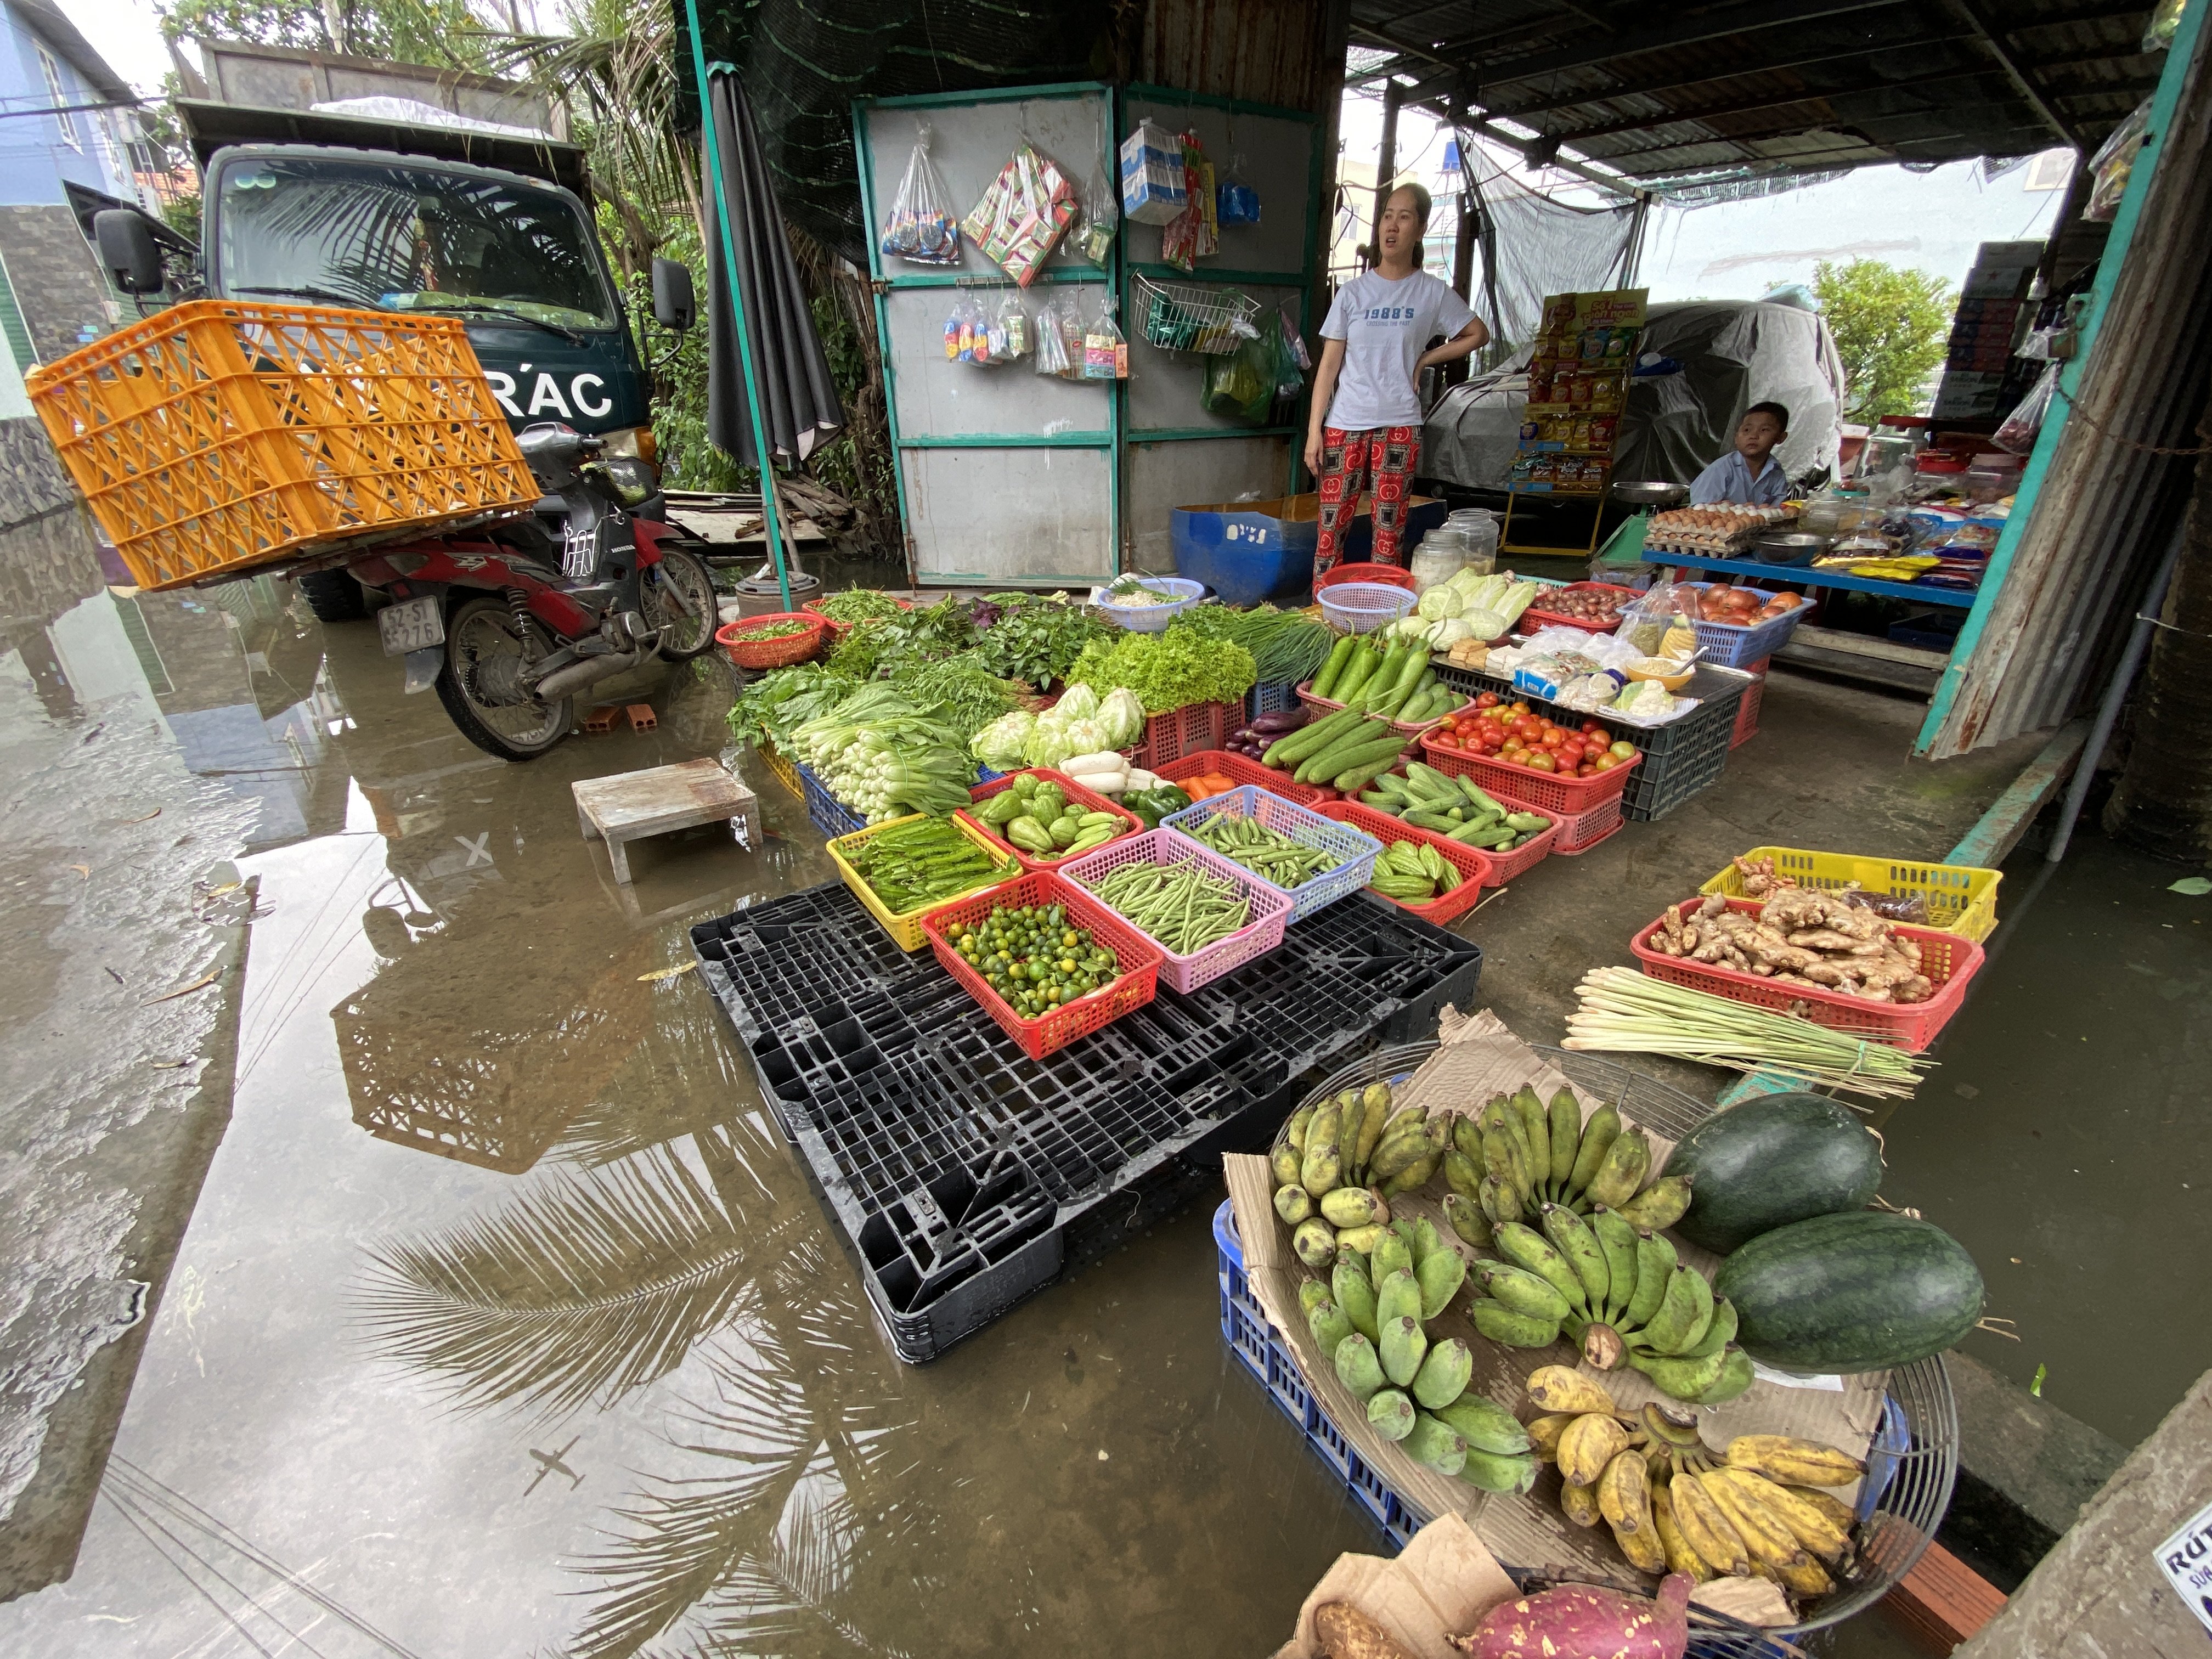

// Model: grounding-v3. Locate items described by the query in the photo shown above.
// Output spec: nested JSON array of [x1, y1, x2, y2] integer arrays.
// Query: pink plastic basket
[[1061, 828, 1291, 992]]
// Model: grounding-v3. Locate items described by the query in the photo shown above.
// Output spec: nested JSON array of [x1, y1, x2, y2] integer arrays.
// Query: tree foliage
[[156, 0, 499, 70], [1813, 258, 1955, 425]]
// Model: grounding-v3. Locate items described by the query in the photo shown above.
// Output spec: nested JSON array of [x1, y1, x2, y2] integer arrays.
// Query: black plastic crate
[[1432, 657, 1750, 822]]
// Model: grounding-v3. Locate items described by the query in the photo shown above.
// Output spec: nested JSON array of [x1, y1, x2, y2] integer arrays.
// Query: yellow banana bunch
[[1723, 1434, 1867, 1487]]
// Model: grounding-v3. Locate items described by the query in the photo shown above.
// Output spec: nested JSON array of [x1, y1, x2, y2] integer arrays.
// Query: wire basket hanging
[[1130, 272, 1261, 354]]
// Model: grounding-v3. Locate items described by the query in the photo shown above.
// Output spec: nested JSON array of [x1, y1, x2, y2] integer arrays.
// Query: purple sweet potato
[[1448, 1574, 1691, 1659]]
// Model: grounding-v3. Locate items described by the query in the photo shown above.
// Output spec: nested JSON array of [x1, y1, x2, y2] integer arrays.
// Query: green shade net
[[673, 0, 1117, 266]]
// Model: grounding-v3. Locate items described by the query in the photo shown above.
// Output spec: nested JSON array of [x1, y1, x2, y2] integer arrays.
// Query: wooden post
[[1369, 78, 1401, 268]]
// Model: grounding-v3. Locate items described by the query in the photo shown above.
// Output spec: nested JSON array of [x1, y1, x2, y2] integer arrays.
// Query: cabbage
[[972, 709, 1036, 771], [1022, 713, 1107, 768], [1417, 587, 1462, 622], [1097, 687, 1147, 748], [1431, 618, 1476, 646], [1390, 615, 1430, 642], [1463, 608, 1510, 642], [1054, 682, 1100, 721]]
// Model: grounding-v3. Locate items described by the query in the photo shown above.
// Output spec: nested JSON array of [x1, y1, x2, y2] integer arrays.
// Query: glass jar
[[1409, 528, 1469, 594]]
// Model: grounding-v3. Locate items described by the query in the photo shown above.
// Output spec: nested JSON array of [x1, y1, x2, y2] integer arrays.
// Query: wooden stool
[[573, 758, 759, 884]]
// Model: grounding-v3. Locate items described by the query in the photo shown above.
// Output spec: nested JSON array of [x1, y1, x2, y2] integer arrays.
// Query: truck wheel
[[297, 568, 368, 622], [433, 596, 572, 762]]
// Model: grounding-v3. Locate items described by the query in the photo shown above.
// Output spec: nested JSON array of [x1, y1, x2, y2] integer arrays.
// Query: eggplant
[[1250, 709, 1309, 735]]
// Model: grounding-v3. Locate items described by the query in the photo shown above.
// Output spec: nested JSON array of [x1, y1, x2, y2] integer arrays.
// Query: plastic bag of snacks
[[1160, 131, 1220, 273], [963, 143, 1077, 286], [1071, 167, 1119, 267], [1032, 293, 1076, 379], [1216, 155, 1261, 226], [1082, 301, 1128, 381], [1993, 363, 2059, 454], [880, 124, 961, 266], [1119, 117, 1186, 224], [943, 293, 990, 365], [2084, 98, 2150, 223], [2144, 0, 2185, 51], [993, 290, 1032, 362], [1203, 309, 1280, 425]]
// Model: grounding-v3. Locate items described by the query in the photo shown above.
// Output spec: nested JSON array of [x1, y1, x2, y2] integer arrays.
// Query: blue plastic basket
[[1679, 584, 1814, 668], [1096, 576, 1204, 633], [1248, 680, 1299, 720], [1161, 785, 1380, 922], [798, 761, 868, 838]]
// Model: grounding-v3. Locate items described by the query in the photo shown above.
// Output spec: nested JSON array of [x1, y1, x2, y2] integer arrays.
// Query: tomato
[[1610, 741, 1637, 760], [1510, 701, 1531, 715], [1558, 743, 1584, 765], [1578, 764, 1596, 777], [1475, 692, 1500, 709], [1540, 731, 1564, 749], [1432, 732, 1460, 747], [1590, 752, 1616, 771], [1584, 726, 1611, 748], [1526, 752, 1556, 772]]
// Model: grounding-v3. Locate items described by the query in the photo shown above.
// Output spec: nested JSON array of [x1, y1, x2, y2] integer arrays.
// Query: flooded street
[[1, 521, 2203, 1658], [0, 545, 1374, 1657]]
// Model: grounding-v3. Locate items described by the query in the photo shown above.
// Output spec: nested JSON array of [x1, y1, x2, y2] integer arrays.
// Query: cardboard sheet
[[1271, 1513, 1518, 1659], [1229, 1005, 1888, 1589]]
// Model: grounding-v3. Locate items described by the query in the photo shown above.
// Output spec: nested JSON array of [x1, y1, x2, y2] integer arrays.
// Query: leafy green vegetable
[[900, 657, 1024, 740], [1067, 622, 1256, 714], [726, 662, 861, 749], [814, 589, 906, 623], [968, 592, 1113, 688], [828, 595, 975, 679], [1176, 604, 1336, 684]]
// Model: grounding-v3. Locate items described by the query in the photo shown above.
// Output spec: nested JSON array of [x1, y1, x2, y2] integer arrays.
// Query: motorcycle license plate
[[379, 595, 445, 656]]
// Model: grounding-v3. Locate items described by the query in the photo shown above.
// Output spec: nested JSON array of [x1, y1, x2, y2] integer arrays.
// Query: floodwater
[[0, 549, 1378, 1657]]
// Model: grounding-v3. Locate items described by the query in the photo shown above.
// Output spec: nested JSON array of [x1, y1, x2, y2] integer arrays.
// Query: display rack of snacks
[[1500, 289, 1647, 558]]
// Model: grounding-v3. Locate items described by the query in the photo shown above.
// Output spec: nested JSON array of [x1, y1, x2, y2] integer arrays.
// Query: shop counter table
[[1645, 551, 1978, 606]]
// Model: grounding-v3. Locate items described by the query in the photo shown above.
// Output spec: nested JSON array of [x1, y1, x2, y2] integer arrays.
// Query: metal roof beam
[[1949, 0, 2086, 149], [2003, 1, 2159, 30], [1477, 0, 1912, 88], [1548, 62, 2006, 143], [1599, 119, 2067, 176]]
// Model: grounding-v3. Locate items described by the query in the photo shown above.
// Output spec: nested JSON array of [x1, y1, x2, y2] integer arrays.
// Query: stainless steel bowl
[[1754, 532, 1831, 565], [1613, 480, 1690, 506]]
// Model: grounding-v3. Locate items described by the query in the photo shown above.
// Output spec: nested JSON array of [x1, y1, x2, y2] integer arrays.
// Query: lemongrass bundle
[[1563, 966, 1928, 1099]]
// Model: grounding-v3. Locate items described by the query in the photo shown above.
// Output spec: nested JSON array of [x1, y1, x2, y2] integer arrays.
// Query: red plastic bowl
[[1314, 561, 1417, 593]]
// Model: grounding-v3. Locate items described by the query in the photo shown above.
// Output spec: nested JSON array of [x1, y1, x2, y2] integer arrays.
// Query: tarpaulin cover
[[1422, 300, 1843, 490], [1470, 165, 1640, 368], [703, 71, 844, 465]]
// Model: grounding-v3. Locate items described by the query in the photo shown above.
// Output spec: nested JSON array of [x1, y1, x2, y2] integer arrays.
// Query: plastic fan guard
[[920, 872, 1163, 1060], [1314, 801, 1494, 924], [957, 769, 1140, 873], [1160, 785, 1381, 923], [1060, 828, 1291, 992], [1319, 582, 1418, 634], [1632, 897, 1984, 1051]]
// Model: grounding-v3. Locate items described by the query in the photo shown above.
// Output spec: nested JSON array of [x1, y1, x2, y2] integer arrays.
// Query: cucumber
[[1305, 724, 1403, 777], [1265, 708, 1361, 768], [1664, 1092, 1886, 1255], [1715, 1210, 1984, 1372], [1311, 634, 1359, 700]]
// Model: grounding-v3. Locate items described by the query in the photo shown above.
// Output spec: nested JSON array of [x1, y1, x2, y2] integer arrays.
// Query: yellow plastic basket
[[1699, 846, 2002, 941], [827, 813, 1020, 951], [759, 741, 803, 797], [26, 300, 537, 590]]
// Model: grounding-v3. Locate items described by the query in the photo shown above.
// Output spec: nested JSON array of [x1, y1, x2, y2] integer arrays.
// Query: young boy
[[1689, 402, 1791, 504]]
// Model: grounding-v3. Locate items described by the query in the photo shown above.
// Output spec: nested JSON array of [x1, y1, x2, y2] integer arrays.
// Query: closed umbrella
[[684, 8, 844, 608]]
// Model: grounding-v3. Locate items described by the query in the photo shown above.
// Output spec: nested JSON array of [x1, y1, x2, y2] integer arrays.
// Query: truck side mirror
[[651, 256, 695, 332], [94, 210, 163, 296]]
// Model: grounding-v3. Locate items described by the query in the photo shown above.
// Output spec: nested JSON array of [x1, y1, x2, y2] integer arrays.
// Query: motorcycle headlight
[[600, 455, 657, 506]]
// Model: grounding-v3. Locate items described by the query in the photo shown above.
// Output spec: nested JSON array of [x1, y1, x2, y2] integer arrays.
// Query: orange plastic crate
[[1632, 897, 1983, 1052], [1546, 793, 1626, 855], [1159, 749, 1333, 806], [957, 769, 1140, 873], [921, 872, 1162, 1060], [25, 300, 537, 591], [1419, 730, 1639, 815], [1314, 801, 1495, 924]]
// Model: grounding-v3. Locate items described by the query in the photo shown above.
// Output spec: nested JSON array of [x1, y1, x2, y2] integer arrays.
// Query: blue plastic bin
[[1170, 495, 1448, 606]]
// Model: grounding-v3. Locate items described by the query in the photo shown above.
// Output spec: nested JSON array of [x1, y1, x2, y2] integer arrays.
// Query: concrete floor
[[0, 529, 2119, 1655]]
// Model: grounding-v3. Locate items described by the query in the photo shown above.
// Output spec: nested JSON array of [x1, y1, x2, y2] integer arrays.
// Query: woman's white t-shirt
[[1319, 270, 1477, 432]]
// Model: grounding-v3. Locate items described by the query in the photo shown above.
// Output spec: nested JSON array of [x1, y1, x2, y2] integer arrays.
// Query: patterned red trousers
[[1316, 425, 1417, 572]]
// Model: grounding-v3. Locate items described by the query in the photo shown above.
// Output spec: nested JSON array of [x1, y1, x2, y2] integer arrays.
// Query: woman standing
[[1305, 183, 1490, 572]]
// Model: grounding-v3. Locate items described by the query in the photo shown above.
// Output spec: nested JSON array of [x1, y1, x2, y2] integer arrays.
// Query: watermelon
[[1664, 1091, 1884, 1254], [1715, 1211, 1984, 1373]]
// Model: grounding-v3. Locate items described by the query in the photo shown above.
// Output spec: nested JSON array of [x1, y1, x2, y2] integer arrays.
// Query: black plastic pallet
[[689, 882, 1483, 1361]]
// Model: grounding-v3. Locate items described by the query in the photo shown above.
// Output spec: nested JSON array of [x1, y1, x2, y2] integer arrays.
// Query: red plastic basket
[[1313, 561, 1416, 594], [717, 611, 827, 669], [1517, 581, 1641, 634], [1295, 678, 1475, 737], [1060, 828, 1291, 992], [1631, 897, 1984, 1052], [1127, 699, 1243, 770], [1315, 802, 1495, 925], [1546, 794, 1626, 856], [957, 769, 1140, 873], [803, 594, 912, 637], [1159, 749, 1333, 806], [1732, 657, 1770, 749], [1418, 731, 1640, 814], [920, 872, 1162, 1060]]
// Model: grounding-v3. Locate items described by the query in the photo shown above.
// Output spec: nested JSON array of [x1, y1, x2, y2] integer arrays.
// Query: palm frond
[[351, 1146, 771, 1419]]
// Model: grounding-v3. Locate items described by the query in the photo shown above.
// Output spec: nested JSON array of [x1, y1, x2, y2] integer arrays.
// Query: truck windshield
[[216, 156, 614, 330]]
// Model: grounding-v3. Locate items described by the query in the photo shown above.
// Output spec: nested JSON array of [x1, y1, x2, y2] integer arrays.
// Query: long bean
[[1083, 857, 1251, 954], [1184, 810, 1342, 889]]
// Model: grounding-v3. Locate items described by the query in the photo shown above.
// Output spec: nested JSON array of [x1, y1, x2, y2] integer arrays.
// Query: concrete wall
[[0, 203, 116, 360]]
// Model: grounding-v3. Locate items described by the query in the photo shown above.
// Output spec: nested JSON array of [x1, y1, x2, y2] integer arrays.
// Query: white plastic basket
[[1131, 273, 1260, 354], [1094, 575, 1205, 632]]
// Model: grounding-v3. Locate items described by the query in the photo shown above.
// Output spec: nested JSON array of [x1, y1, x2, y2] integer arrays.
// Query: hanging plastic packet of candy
[[1074, 167, 1119, 267], [1083, 301, 1128, 382], [962, 143, 1077, 286], [996, 290, 1031, 361], [882, 123, 961, 266], [1216, 154, 1261, 226], [945, 293, 996, 365], [1032, 293, 1071, 377]]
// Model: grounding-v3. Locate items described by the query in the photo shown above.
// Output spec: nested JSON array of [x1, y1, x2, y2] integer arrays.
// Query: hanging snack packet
[[996, 290, 1032, 361], [1083, 303, 1128, 382], [882, 123, 961, 266], [1119, 117, 1187, 224], [1216, 155, 1261, 226], [1032, 294, 1072, 377], [963, 143, 1077, 286], [1073, 168, 1119, 267]]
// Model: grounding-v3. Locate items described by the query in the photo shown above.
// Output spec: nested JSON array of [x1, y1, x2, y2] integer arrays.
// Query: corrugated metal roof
[[1348, 0, 2160, 187]]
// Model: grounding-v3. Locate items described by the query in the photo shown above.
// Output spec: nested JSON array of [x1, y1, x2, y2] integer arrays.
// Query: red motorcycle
[[331, 422, 719, 761]]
